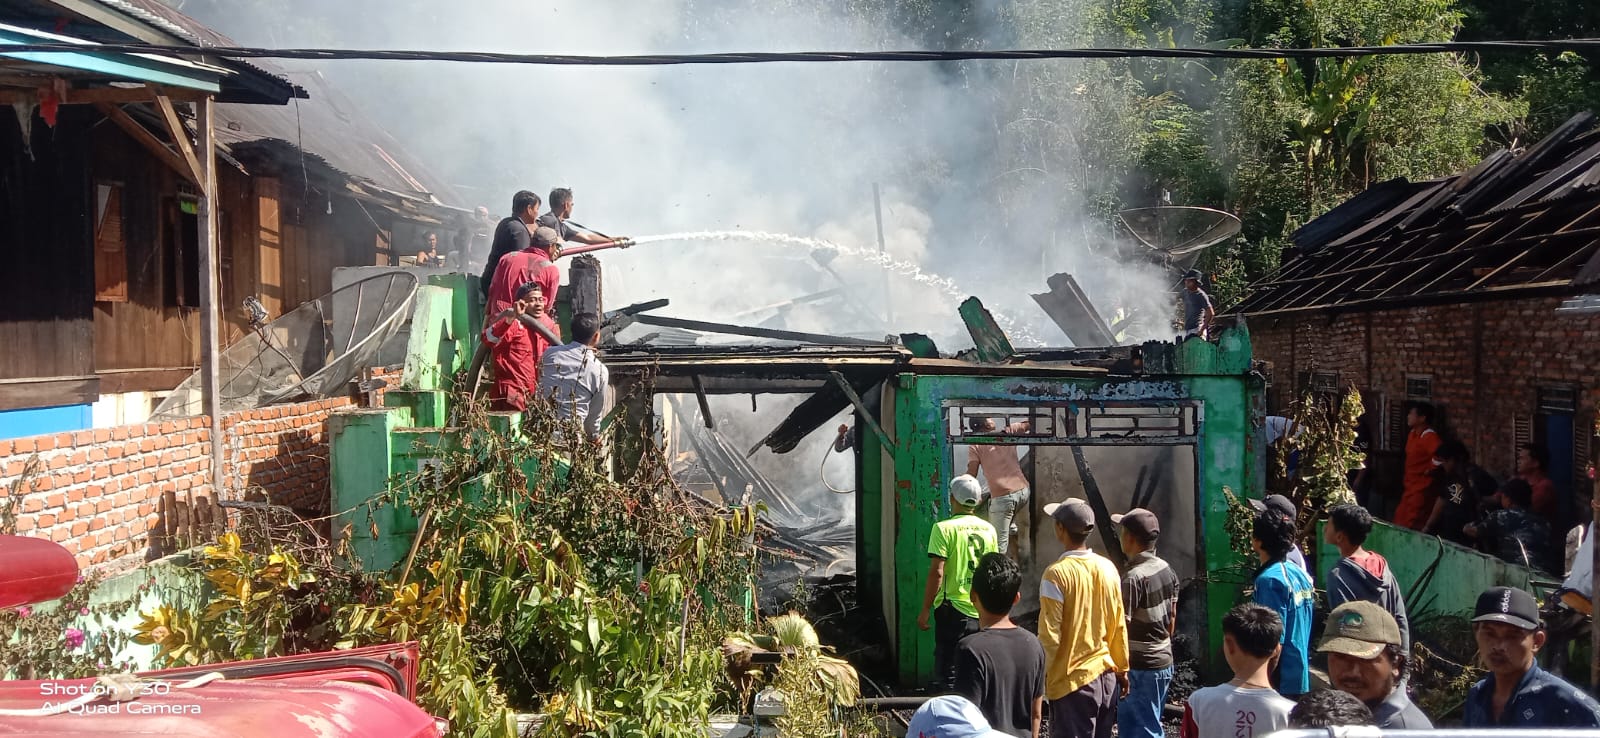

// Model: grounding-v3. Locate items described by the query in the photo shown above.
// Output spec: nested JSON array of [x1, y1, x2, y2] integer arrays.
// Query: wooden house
[[0, 0, 465, 439]]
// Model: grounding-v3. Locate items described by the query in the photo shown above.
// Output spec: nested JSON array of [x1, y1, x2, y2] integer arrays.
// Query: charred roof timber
[[1233, 111, 1600, 316]]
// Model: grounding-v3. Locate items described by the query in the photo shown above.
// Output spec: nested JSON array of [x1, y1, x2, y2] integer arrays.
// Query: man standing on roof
[[1180, 269, 1214, 340], [538, 187, 630, 250], [1394, 401, 1442, 530], [480, 191, 541, 297]]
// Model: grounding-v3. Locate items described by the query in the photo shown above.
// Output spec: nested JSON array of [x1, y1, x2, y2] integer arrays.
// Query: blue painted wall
[[0, 404, 92, 440]]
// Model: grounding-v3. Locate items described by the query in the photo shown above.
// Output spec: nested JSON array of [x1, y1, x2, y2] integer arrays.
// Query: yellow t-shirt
[[1038, 549, 1129, 699]]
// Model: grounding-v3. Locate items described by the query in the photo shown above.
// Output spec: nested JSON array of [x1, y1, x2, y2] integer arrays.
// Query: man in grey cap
[[1318, 601, 1431, 728], [1113, 508, 1179, 738], [1038, 499, 1128, 738], [920, 475, 998, 692], [1180, 269, 1214, 340], [1464, 585, 1600, 727], [1248, 494, 1314, 588]]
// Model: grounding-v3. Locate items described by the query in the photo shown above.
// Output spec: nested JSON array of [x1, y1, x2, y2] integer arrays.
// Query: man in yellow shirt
[[1039, 499, 1129, 738], [919, 474, 999, 691]]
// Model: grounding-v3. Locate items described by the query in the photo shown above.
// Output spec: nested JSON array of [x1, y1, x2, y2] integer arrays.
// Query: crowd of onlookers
[[905, 468, 1600, 738], [1374, 401, 1574, 575]]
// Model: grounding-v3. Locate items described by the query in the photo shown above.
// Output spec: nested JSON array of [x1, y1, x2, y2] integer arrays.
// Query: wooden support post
[[153, 94, 204, 186], [196, 97, 225, 508], [828, 371, 895, 453], [872, 183, 893, 325], [95, 102, 199, 186], [690, 375, 715, 430]]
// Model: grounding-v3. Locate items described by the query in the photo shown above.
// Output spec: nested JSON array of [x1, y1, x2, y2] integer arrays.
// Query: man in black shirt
[[479, 190, 541, 296], [1180, 270, 1214, 340], [1467, 479, 1554, 572], [955, 552, 1045, 738], [1114, 508, 1180, 738], [537, 187, 629, 251], [1424, 440, 1480, 546]]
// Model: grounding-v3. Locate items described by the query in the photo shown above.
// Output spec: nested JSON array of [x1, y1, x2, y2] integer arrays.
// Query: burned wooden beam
[[1030, 273, 1117, 347], [690, 375, 715, 430], [958, 297, 1016, 363], [1070, 446, 1128, 571], [633, 314, 884, 346], [828, 371, 895, 452]]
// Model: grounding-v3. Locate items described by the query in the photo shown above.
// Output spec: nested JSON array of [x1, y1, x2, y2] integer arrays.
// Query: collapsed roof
[[1234, 112, 1600, 316]]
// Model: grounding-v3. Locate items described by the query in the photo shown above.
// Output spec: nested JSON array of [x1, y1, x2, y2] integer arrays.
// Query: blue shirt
[[1252, 560, 1314, 696], [1463, 664, 1600, 728]]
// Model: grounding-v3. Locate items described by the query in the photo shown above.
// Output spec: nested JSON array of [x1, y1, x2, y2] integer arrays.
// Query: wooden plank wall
[[89, 120, 201, 374], [0, 108, 96, 390]]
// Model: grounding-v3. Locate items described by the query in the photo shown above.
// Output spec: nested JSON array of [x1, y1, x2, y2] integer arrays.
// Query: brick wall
[[1250, 295, 1600, 488], [0, 397, 354, 572]]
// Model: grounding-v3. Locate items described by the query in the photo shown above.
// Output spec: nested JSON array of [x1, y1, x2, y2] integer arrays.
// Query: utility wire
[[4, 39, 1600, 66]]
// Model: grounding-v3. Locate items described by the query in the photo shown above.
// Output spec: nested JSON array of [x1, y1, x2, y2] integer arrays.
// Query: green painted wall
[[866, 327, 1265, 684], [1314, 520, 1549, 620]]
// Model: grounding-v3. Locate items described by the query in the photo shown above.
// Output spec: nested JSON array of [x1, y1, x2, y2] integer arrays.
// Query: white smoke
[[173, 0, 1177, 347]]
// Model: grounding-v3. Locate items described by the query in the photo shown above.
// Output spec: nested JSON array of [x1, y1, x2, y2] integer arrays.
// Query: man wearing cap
[[1318, 601, 1431, 728], [919, 475, 999, 692], [1464, 585, 1600, 727], [907, 695, 1012, 738], [1249, 494, 1315, 589], [1180, 270, 1214, 340], [1113, 509, 1179, 738], [1038, 499, 1128, 738]]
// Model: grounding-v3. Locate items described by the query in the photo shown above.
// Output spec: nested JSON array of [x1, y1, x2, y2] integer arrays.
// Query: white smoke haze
[[173, 0, 1179, 348]]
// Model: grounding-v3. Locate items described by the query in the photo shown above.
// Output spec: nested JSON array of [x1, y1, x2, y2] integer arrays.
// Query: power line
[[3, 39, 1600, 66]]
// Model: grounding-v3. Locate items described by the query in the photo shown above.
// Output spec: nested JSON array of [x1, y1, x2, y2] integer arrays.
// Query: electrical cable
[[5, 39, 1600, 67]]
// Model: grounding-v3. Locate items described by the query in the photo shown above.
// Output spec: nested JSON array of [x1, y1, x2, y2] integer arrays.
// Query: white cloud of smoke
[[175, 0, 1181, 349]]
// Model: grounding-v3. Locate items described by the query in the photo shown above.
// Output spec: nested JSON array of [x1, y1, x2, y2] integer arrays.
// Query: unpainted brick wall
[[0, 397, 353, 573], [1250, 296, 1600, 482]]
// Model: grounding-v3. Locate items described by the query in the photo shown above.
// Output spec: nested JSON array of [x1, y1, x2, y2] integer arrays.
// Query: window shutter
[[1574, 417, 1591, 495], [1513, 415, 1533, 472], [94, 183, 128, 302], [1387, 397, 1406, 451]]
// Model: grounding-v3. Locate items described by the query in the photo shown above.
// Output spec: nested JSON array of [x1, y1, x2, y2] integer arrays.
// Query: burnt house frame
[[1234, 111, 1600, 526]]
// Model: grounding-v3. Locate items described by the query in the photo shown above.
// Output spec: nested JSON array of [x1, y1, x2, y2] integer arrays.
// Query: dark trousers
[[1049, 669, 1119, 738], [933, 601, 979, 692]]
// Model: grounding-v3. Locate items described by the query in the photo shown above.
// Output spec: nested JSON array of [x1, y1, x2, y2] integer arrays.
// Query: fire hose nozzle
[[614, 237, 635, 248]]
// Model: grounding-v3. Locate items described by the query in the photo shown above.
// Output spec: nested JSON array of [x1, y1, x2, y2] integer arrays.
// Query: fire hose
[[820, 426, 854, 494], [0, 671, 224, 717]]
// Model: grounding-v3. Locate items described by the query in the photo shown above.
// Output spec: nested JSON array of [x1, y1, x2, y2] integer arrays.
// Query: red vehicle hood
[[0, 643, 439, 738]]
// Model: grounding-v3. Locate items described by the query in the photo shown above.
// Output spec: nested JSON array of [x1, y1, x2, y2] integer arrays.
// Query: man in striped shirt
[[1038, 499, 1128, 738], [1114, 508, 1180, 738]]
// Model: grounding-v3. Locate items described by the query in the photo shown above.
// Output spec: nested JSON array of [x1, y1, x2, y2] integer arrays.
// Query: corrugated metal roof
[[1233, 112, 1600, 316]]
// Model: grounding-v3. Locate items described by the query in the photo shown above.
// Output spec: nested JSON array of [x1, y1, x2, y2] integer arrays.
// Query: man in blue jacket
[[1463, 586, 1600, 727], [1250, 509, 1314, 697]]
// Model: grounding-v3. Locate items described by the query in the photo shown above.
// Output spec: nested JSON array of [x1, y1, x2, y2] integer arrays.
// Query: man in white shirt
[[537, 312, 608, 441]]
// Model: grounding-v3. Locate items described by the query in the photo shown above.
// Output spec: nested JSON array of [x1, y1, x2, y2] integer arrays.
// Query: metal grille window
[[1405, 375, 1433, 401], [947, 405, 1063, 439], [1081, 405, 1197, 438], [1537, 386, 1578, 414]]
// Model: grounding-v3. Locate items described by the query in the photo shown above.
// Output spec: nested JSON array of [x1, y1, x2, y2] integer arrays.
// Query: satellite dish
[[151, 272, 419, 420], [1117, 206, 1242, 267]]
